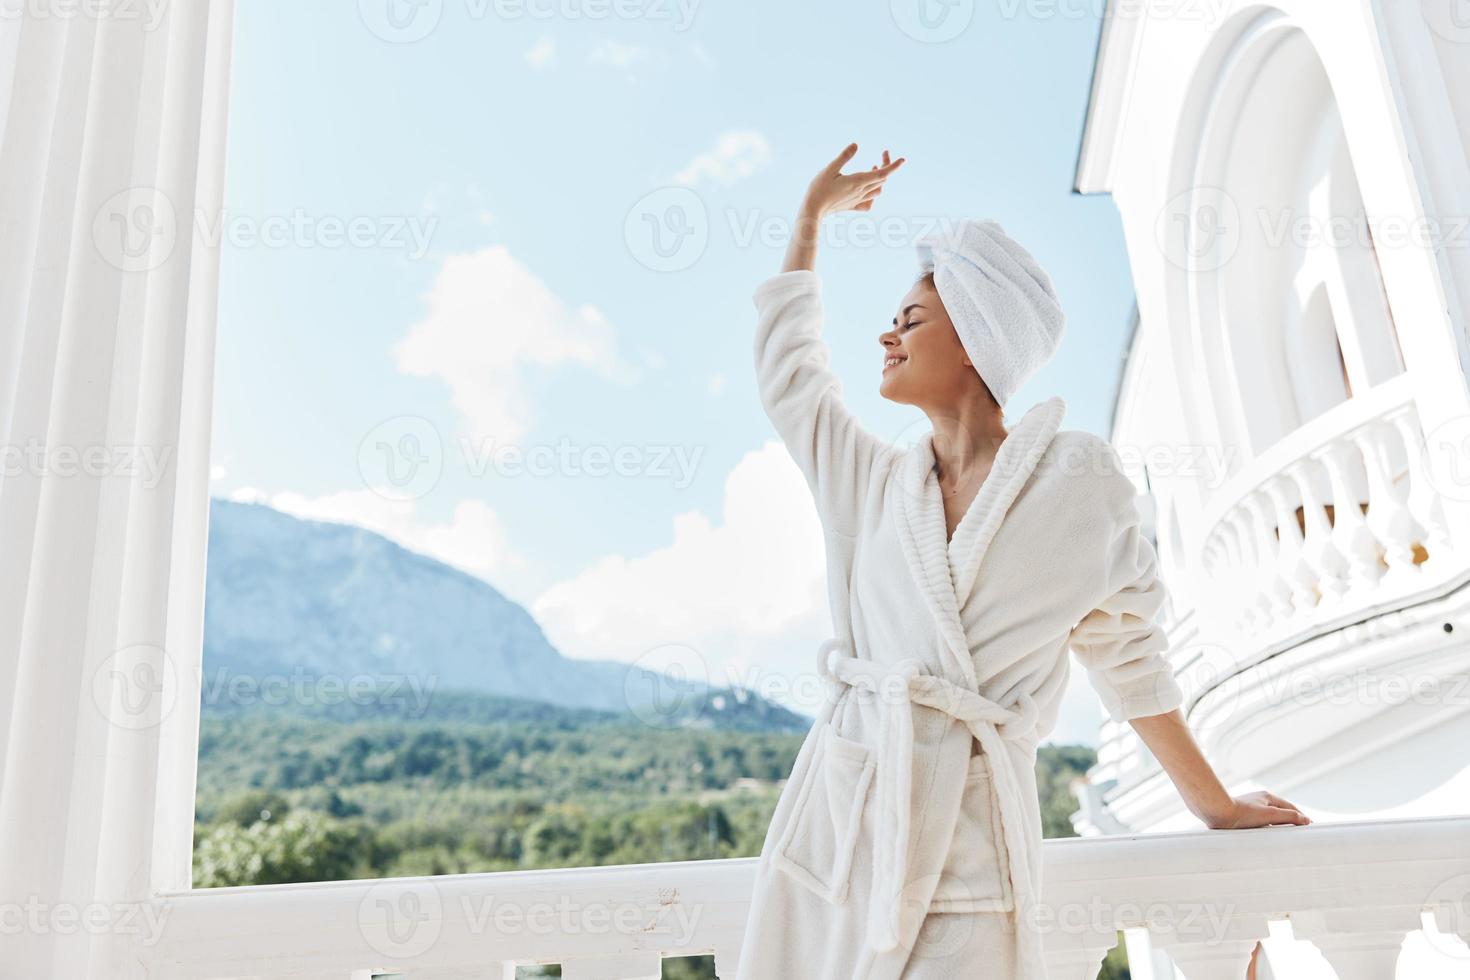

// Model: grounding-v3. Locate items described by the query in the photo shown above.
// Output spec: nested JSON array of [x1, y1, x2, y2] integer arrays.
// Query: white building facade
[[1074, 1, 1470, 977]]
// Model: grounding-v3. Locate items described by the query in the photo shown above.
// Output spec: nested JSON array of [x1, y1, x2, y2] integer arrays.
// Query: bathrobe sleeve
[[752, 268, 893, 534], [1067, 445, 1186, 723]]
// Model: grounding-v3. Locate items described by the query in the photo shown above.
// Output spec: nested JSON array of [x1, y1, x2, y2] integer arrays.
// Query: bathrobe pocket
[[771, 722, 876, 905], [928, 751, 1015, 913]]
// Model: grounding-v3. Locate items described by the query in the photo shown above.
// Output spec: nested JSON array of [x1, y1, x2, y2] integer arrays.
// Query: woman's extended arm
[[1067, 436, 1310, 830], [1129, 710, 1311, 829], [750, 144, 906, 535]]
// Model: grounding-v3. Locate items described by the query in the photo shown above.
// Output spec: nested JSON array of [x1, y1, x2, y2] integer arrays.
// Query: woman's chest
[[848, 481, 1102, 658]]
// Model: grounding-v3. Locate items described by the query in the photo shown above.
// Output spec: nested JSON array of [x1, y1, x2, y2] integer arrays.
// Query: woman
[[734, 144, 1311, 980]]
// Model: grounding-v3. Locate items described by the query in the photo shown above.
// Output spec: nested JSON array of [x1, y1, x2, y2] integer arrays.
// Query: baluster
[[1244, 492, 1294, 626], [1287, 457, 1349, 605], [1205, 528, 1228, 637], [1351, 420, 1423, 585], [1151, 916, 1268, 980], [1160, 938, 1263, 980], [1201, 533, 1222, 584], [1389, 406, 1453, 568], [1316, 440, 1383, 594], [1043, 926, 1119, 980], [560, 952, 663, 980], [713, 943, 741, 979], [1426, 904, 1470, 960], [1221, 512, 1260, 633], [1293, 909, 1411, 980], [1264, 473, 1318, 615], [1045, 946, 1113, 980]]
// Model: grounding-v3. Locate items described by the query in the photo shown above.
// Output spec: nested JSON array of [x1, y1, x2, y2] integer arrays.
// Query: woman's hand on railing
[[1202, 789, 1313, 830], [1129, 709, 1314, 830], [781, 143, 905, 273]]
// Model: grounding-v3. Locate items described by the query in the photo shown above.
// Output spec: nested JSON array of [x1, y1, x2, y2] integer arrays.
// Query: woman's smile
[[883, 354, 907, 372]]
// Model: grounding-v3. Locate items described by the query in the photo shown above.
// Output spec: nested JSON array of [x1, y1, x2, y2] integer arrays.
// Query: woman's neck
[[927, 400, 1008, 481]]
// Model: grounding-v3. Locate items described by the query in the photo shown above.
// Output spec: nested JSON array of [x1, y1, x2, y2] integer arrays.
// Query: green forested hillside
[[193, 692, 1122, 977], [194, 692, 1100, 885]]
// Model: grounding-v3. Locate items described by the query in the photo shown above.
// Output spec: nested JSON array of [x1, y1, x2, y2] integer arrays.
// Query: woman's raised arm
[[751, 144, 905, 535]]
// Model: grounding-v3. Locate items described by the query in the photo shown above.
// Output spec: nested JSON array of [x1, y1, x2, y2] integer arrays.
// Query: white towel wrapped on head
[[915, 218, 1066, 409]]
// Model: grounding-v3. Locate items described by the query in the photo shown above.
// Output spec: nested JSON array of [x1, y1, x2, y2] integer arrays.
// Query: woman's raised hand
[[802, 144, 906, 218], [781, 144, 906, 273]]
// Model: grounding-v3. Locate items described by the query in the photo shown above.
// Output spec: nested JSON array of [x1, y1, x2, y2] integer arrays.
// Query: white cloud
[[674, 130, 772, 188], [394, 245, 637, 443], [530, 442, 832, 712], [524, 35, 556, 69], [239, 488, 527, 586]]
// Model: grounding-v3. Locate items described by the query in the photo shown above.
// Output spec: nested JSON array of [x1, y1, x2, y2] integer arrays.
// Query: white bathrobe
[[735, 269, 1186, 980]]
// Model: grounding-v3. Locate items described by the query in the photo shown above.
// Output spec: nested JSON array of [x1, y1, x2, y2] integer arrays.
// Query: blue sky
[[211, 0, 1138, 743]]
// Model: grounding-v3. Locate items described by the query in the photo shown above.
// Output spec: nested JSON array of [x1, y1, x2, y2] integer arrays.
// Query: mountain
[[203, 498, 807, 733]]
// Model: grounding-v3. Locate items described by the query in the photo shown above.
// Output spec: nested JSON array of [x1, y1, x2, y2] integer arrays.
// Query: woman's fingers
[[1264, 793, 1311, 822], [852, 164, 904, 194], [827, 142, 860, 173], [1264, 805, 1311, 825], [812, 145, 903, 213], [869, 155, 906, 178]]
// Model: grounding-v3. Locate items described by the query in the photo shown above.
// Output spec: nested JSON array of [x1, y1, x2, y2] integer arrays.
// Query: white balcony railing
[[1198, 374, 1465, 657], [131, 816, 1470, 979]]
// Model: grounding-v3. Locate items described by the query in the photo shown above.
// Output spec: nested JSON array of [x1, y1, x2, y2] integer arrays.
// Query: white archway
[[1159, 8, 1405, 471]]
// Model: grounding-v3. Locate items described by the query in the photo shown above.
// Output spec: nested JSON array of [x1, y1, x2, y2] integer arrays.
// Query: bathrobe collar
[[895, 395, 1067, 690]]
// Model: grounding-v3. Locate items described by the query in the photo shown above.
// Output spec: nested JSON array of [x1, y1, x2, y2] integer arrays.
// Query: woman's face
[[878, 275, 981, 408]]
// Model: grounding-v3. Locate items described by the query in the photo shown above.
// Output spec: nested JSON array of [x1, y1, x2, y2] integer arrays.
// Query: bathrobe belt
[[819, 642, 1041, 957]]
